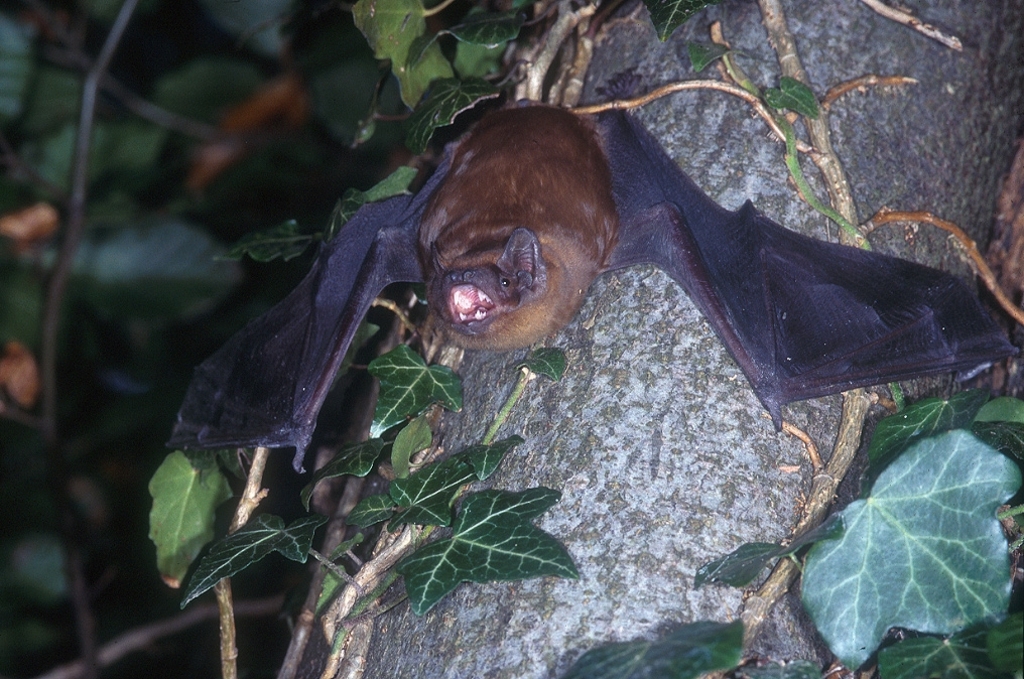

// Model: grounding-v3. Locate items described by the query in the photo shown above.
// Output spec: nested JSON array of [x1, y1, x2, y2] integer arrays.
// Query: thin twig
[[35, 4, 141, 678], [740, 0, 871, 647], [32, 596, 284, 679], [214, 445, 271, 679], [39, 43, 220, 140], [371, 298, 417, 334], [868, 209, 1024, 327], [781, 420, 823, 472], [857, 0, 962, 51], [742, 389, 872, 644], [821, 74, 918, 110], [0, 131, 70, 202], [422, 0, 458, 18], [573, 80, 814, 154]]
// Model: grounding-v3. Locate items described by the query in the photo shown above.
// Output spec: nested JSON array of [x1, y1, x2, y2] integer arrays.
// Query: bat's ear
[[498, 227, 544, 285]]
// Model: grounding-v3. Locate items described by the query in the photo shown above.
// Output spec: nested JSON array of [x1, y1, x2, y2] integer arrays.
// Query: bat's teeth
[[450, 284, 495, 325]]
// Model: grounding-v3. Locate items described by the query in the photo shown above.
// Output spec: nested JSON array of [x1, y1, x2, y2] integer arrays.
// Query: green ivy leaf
[[300, 439, 385, 510], [352, 0, 454, 108], [694, 516, 842, 588], [392, 415, 433, 479], [405, 78, 500, 154], [20, 67, 81, 135], [151, 57, 262, 124], [368, 345, 462, 438], [686, 42, 731, 73], [987, 612, 1023, 674], [520, 347, 567, 381], [328, 166, 419, 240], [389, 456, 477, 526], [180, 514, 327, 608], [868, 389, 991, 470], [801, 430, 1020, 669], [643, 0, 724, 42], [460, 435, 524, 481], [877, 624, 1003, 679], [454, 41, 505, 79], [971, 421, 1024, 461], [974, 396, 1024, 424], [445, 11, 524, 47], [348, 493, 396, 528], [398, 488, 577, 615], [71, 218, 242, 321], [560, 620, 743, 679], [405, 34, 439, 71], [763, 76, 819, 118], [148, 451, 232, 588], [221, 220, 314, 262], [0, 13, 35, 121]]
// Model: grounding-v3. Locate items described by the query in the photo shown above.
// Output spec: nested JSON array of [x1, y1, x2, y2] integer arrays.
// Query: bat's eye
[[499, 277, 511, 288]]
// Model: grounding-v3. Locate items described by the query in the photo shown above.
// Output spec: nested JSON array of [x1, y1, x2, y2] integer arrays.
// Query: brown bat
[[169, 104, 1016, 471]]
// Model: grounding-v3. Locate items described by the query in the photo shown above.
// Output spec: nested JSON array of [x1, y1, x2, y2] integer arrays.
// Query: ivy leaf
[[398, 488, 577, 615], [974, 396, 1024, 424], [694, 516, 841, 588], [405, 77, 500, 154], [368, 345, 462, 438], [348, 493, 396, 528], [801, 430, 1020, 669], [300, 439, 385, 510], [327, 166, 419, 241], [868, 389, 991, 473], [180, 514, 328, 608], [763, 76, 819, 118], [0, 14, 34, 121], [444, 11, 524, 47], [520, 348, 567, 381], [352, 0, 453, 108], [877, 623, 1005, 679], [148, 451, 232, 588], [686, 42, 731, 73], [560, 620, 743, 679], [642, 0, 724, 42], [987, 612, 1023, 674], [221, 220, 314, 262], [389, 456, 477, 526], [971, 421, 1024, 461], [392, 415, 433, 479], [459, 435, 524, 481]]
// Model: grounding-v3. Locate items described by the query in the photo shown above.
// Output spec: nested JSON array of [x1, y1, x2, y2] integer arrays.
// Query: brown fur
[[418, 105, 619, 350]]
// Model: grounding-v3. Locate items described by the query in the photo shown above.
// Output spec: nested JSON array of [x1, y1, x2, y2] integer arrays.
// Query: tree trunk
[[354, 1, 1024, 677]]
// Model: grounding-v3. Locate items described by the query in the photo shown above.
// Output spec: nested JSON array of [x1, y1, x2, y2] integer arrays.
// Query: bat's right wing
[[168, 159, 450, 471], [597, 110, 1016, 426]]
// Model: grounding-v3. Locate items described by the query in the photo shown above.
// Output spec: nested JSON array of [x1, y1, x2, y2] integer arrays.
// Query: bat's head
[[429, 226, 559, 349], [417, 104, 618, 351]]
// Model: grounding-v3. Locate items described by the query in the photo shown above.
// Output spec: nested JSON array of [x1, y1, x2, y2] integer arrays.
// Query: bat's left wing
[[168, 159, 450, 471], [596, 110, 1016, 425]]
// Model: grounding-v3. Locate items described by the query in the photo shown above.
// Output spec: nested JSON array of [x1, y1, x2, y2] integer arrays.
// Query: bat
[[168, 103, 1017, 472]]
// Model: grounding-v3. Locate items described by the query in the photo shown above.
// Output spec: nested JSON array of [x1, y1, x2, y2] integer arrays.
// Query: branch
[[573, 79, 814, 155], [867, 209, 1024, 328], [31, 596, 283, 679], [36, 5, 141, 678], [857, 0, 962, 51]]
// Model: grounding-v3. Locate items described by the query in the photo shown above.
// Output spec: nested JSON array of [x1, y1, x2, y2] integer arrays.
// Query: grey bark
[[360, 1, 1024, 677]]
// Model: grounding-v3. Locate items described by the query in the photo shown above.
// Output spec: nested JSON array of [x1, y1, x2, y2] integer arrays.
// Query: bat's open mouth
[[449, 284, 495, 326]]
